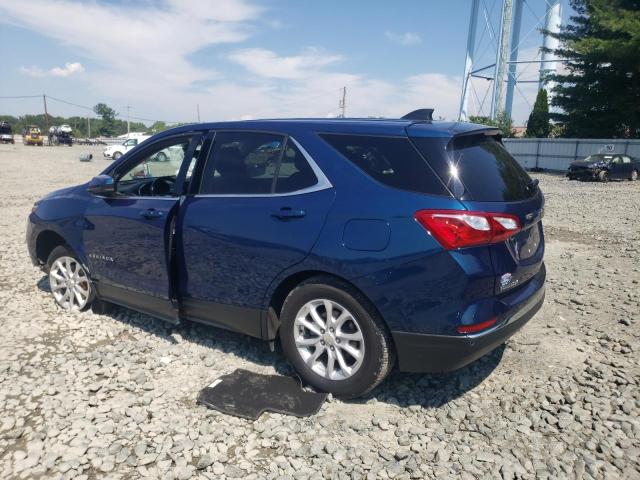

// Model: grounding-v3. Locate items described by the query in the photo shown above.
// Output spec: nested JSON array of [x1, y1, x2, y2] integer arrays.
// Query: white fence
[[503, 138, 640, 171]]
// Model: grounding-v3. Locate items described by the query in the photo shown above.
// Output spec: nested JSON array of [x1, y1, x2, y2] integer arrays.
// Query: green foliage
[[149, 121, 170, 133], [525, 89, 551, 138], [93, 103, 118, 136], [0, 113, 146, 138], [547, 0, 640, 138], [468, 111, 516, 138]]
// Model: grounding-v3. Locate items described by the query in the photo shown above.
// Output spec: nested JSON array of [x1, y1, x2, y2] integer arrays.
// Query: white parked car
[[103, 136, 150, 160]]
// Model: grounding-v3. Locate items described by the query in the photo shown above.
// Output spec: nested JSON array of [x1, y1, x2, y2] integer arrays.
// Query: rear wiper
[[528, 178, 539, 191]]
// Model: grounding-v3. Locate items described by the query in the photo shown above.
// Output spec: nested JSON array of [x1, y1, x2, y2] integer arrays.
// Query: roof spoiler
[[401, 108, 434, 122]]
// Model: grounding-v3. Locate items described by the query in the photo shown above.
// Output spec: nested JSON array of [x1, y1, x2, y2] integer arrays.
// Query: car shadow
[[37, 274, 277, 368], [38, 274, 505, 408], [366, 345, 505, 408]]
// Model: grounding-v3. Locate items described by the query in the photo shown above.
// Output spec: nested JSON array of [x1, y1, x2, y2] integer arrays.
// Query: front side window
[[116, 136, 193, 196], [200, 132, 284, 194], [123, 139, 138, 147]]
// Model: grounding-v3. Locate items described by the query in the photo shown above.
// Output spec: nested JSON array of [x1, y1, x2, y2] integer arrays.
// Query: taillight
[[457, 317, 497, 334], [414, 209, 521, 250]]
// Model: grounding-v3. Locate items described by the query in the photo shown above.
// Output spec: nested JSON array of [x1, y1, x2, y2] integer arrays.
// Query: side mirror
[[87, 174, 116, 196]]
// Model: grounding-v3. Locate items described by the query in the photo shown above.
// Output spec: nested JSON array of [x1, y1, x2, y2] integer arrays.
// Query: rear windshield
[[412, 134, 535, 202], [320, 133, 448, 196]]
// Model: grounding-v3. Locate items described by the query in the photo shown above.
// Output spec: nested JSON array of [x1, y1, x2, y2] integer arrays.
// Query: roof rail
[[401, 108, 434, 122]]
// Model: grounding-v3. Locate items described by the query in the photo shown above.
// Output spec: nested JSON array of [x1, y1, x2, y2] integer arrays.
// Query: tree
[[93, 103, 118, 136], [469, 111, 516, 138], [546, 0, 640, 138], [149, 121, 169, 133], [525, 89, 551, 138]]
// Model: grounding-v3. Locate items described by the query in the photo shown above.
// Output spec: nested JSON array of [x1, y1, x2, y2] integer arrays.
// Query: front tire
[[46, 246, 94, 311], [112, 151, 122, 160], [279, 276, 394, 398], [598, 170, 609, 182], [630, 169, 638, 181]]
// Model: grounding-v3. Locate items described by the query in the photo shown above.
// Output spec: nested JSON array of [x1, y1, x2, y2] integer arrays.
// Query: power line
[[2, 93, 185, 124], [0, 95, 42, 99]]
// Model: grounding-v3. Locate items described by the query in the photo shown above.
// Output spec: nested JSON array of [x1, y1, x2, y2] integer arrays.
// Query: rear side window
[[200, 132, 284, 194], [413, 135, 534, 202], [320, 134, 448, 195], [275, 142, 317, 193]]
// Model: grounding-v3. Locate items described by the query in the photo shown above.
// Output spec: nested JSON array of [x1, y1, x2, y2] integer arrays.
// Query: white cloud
[[51, 62, 85, 77], [19, 65, 46, 77], [229, 47, 342, 79], [1, 0, 260, 97], [19, 62, 84, 78], [2, 0, 468, 123], [385, 31, 422, 46]]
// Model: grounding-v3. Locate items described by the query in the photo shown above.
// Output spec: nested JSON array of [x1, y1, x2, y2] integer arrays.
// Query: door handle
[[140, 208, 164, 219], [271, 207, 306, 220]]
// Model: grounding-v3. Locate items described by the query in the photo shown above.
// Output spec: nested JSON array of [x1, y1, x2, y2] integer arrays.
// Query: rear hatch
[[409, 126, 544, 294]]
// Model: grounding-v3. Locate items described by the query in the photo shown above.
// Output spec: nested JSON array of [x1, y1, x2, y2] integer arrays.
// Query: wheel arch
[[35, 230, 67, 265], [264, 269, 393, 348]]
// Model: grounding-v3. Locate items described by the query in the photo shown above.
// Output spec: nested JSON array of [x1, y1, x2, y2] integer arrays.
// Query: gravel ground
[[0, 143, 638, 480]]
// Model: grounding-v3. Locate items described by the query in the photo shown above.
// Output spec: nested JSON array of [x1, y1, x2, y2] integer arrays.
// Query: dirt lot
[[0, 143, 638, 480]]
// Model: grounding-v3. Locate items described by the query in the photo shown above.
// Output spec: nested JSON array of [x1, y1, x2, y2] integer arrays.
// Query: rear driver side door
[[177, 131, 335, 337]]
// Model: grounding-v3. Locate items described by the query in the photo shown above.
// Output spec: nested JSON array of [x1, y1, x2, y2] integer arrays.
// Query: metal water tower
[[458, 0, 562, 122]]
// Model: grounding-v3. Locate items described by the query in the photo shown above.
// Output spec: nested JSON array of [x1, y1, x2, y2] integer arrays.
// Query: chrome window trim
[[194, 136, 333, 198], [91, 195, 178, 201]]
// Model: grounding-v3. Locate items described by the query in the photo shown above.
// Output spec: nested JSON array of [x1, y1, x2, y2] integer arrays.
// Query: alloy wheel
[[293, 299, 365, 380], [49, 256, 91, 310]]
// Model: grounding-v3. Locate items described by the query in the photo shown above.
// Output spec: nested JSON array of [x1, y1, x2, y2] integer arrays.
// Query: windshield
[[584, 155, 612, 163]]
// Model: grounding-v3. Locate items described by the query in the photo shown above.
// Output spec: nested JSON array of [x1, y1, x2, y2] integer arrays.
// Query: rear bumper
[[392, 265, 545, 373]]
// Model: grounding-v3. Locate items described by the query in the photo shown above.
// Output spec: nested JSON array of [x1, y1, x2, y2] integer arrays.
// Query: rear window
[[320, 134, 448, 196], [413, 135, 535, 202]]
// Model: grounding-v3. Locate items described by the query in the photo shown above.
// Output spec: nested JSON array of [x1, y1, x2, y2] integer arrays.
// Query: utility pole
[[43, 94, 49, 132], [126, 105, 131, 136], [197, 104, 201, 123], [504, 0, 524, 120], [338, 86, 346, 118], [539, 1, 562, 93], [87, 117, 91, 138], [459, 0, 480, 121], [491, 0, 513, 120]]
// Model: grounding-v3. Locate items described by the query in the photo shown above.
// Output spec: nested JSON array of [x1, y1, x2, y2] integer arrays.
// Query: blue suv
[[27, 112, 545, 398]]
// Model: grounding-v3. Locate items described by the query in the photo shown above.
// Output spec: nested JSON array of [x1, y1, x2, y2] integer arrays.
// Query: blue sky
[[0, 0, 571, 125]]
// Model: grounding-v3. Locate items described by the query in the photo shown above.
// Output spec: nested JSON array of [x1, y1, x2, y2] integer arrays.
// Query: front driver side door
[[83, 133, 201, 322]]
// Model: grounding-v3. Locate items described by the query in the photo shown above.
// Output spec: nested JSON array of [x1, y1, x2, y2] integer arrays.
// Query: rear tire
[[46, 246, 94, 311], [598, 170, 608, 182], [279, 276, 394, 399], [630, 169, 638, 181]]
